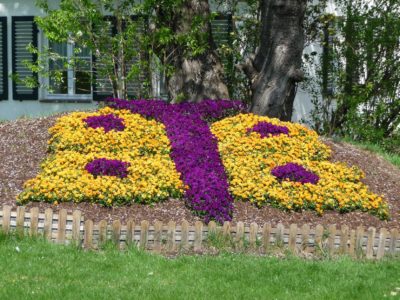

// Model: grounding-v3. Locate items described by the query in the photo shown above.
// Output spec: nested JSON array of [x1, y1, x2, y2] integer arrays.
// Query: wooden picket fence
[[0, 205, 399, 259]]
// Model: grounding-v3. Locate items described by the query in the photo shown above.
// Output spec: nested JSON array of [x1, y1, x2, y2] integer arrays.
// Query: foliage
[[31, 0, 151, 99], [305, 0, 400, 154], [211, 114, 388, 219], [213, 0, 261, 102], [25, 0, 226, 100]]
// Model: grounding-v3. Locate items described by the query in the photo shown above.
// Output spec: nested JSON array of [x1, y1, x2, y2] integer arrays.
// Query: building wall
[[0, 0, 97, 120]]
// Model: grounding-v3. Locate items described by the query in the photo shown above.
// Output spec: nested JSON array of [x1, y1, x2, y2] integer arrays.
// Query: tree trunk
[[166, 0, 229, 103], [242, 0, 307, 120]]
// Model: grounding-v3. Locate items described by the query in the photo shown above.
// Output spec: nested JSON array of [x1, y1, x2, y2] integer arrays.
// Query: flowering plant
[[18, 107, 185, 206], [85, 158, 130, 178], [84, 114, 125, 132], [18, 99, 389, 221], [271, 163, 319, 184], [247, 121, 289, 138], [107, 99, 241, 223], [211, 113, 388, 219]]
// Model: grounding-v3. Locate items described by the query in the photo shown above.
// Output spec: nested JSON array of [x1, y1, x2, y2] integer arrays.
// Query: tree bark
[[165, 0, 229, 103], [243, 0, 307, 120]]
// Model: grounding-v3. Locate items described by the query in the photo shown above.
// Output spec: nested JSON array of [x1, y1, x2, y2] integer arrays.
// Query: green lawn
[[0, 235, 399, 300]]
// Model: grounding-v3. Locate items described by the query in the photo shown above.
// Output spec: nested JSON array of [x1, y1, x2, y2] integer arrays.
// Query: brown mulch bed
[[0, 115, 399, 230]]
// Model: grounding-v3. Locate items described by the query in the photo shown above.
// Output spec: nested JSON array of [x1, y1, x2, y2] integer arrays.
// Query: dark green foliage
[[306, 0, 400, 154]]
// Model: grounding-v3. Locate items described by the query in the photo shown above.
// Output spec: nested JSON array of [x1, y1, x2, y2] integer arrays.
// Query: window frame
[[40, 32, 93, 101]]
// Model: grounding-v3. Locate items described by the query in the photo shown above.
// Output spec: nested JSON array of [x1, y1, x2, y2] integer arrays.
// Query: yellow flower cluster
[[18, 108, 185, 206], [211, 114, 389, 219]]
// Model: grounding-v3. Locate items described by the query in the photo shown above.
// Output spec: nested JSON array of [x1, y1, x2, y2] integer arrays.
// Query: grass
[[339, 137, 400, 168], [0, 235, 399, 300]]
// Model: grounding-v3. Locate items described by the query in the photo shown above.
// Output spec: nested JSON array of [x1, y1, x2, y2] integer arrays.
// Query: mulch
[[0, 115, 399, 230]]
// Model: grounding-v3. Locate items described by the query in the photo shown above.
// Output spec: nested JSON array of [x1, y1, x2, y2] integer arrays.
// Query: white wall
[[0, 0, 97, 120]]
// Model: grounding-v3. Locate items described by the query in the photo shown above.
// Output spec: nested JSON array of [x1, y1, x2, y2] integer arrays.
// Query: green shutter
[[0, 17, 8, 100], [93, 16, 148, 100], [211, 15, 233, 80], [92, 16, 116, 101], [12, 16, 38, 100]]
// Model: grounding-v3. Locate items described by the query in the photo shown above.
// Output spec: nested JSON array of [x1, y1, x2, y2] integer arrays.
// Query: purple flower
[[85, 158, 130, 178], [106, 98, 244, 223], [271, 163, 319, 184], [247, 121, 289, 138], [84, 114, 125, 132]]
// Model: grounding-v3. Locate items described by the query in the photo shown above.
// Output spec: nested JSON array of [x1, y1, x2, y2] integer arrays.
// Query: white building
[[0, 0, 320, 121]]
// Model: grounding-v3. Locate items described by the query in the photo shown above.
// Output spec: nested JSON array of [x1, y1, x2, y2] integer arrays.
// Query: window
[[44, 39, 92, 100]]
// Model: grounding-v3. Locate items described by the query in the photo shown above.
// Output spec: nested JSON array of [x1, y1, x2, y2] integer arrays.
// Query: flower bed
[[107, 99, 244, 223], [18, 107, 185, 206], [18, 100, 389, 222], [211, 114, 388, 219]]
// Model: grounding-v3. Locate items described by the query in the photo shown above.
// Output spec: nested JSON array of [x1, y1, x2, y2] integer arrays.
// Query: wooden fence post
[[262, 223, 271, 253], [112, 220, 121, 248], [366, 227, 376, 259], [356, 226, 365, 257], [57, 209, 67, 244], [167, 221, 176, 252], [16, 206, 25, 237], [194, 221, 203, 252], [301, 224, 310, 252], [376, 228, 388, 259], [29, 207, 39, 237], [327, 224, 336, 256], [249, 222, 258, 249], [83, 220, 93, 249], [276, 223, 284, 247], [349, 229, 356, 257], [236, 222, 244, 250], [153, 221, 163, 253], [340, 225, 349, 254], [72, 210, 82, 246], [140, 220, 149, 250], [315, 224, 324, 252], [181, 220, 189, 250], [98, 220, 108, 247], [44, 208, 53, 241], [222, 221, 231, 237], [288, 224, 298, 253], [2, 205, 11, 234], [126, 219, 135, 246], [389, 229, 399, 255], [208, 221, 217, 236]]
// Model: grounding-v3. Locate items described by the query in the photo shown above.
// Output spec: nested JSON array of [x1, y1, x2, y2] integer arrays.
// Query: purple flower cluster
[[247, 121, 289, 138], [271, 163, 319, 184], [85, 158, 130, 178], [84, 114, 125, 132], [106, 98, 244, 223], [106, 98, 246, 121]]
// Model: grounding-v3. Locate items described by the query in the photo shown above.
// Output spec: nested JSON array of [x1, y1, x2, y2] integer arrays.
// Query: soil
[[0, 115, 399, 230]]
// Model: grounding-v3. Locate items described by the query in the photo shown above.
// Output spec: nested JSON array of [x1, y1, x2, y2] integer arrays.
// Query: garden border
[[0, 205, 399, 259]]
